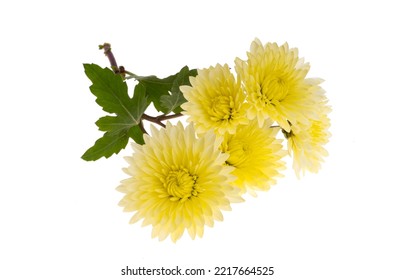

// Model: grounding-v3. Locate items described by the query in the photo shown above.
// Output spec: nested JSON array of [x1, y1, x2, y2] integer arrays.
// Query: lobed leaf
[[130, 66, 197, 113], [82, 64, 148, 161], [84, 63, 131, 117]]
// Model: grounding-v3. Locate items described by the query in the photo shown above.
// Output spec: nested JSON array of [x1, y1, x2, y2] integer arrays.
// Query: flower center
[[164, 168, 198, 202], [260, 75, 289, 103], [223, 139, 251, 167], [210, 95, 234, 121]]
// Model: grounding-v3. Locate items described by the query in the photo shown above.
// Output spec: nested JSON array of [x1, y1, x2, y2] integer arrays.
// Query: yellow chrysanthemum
[[285, 104, 331, 176], [180, 64, 248, 135], [117, 122, 243, 242], [235, 38, 323, 132], [220, 119, 286, 195]]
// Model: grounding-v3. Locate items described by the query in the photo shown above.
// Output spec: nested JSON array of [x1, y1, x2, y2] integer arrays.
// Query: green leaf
[[130, 66, 197, 113], [160, 91, 186, 114], [171, 66, 198, 95], [160, 66, 197, 113], [95, 115, 132, 133], [82, 64, 148, 161], [128, 83, 149, 125], [133, 75, 175, 112], [128, 125, 144, 145], [81, 131, 129, 161], [84, 63, 135, 118]]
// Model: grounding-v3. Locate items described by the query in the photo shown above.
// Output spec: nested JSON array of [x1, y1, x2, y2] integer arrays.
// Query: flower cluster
[[117, 38, 331, 242]]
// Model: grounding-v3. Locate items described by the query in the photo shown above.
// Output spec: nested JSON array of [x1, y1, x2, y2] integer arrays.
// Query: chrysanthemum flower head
[[180, 63, 248, 135], [235, 38, 323, 132], [117, 122, 243, 242], [285, 103, 331, 177], [220, 119, 286, 195]]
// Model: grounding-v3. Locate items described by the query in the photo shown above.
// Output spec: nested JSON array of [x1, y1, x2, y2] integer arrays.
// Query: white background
[[1, 0, 394, 279]]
